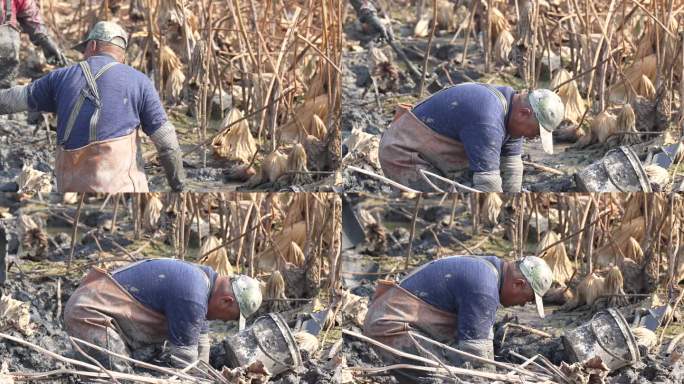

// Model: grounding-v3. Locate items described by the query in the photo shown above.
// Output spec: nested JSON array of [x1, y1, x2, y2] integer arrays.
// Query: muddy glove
[[457, 339, 495, 371], [33, 34, 68, 67], [198, 333, 210, 364], [151, 122, 186, 192], [472, 171, 503, 192], [0, 85, 29, 115], [166, 344, 199, 368], [500, 155, 523, 193]]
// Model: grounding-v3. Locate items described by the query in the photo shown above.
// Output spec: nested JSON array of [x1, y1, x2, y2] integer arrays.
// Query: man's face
[[509, 94, 542, 139], [501, 277, 535, 307]]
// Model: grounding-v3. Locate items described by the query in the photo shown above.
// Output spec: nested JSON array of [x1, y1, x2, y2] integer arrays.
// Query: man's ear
[[519, 107, 533, 118], [220, 295, 235, 307], [514, 278, 527, 289]]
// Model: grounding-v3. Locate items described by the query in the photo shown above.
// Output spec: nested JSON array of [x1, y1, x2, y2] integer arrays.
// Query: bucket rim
[[264, 312, 303, 369], [608, 146, 653, 192], [604, 308, 641, 365]]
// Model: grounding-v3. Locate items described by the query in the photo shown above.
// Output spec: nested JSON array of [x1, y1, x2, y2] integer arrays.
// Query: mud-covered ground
[[340, 13, 684, 193], [339, 195, 684, 383]]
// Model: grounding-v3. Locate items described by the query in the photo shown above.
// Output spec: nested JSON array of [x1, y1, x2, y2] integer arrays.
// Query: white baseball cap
[[518, 256, 554, 318], [528, 89, 565, 154], [231, 275, 263, 330]]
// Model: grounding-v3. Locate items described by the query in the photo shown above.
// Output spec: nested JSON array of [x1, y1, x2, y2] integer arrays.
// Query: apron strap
[[61, 60, 119, 146], [480, 84, 509, 115]]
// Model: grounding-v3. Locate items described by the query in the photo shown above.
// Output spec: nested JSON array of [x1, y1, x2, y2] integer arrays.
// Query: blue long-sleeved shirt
[[400, 255, 503, 342], [112, 259, 217, 347], [26, 54, 167, 150], [412, 83, 522, 173]]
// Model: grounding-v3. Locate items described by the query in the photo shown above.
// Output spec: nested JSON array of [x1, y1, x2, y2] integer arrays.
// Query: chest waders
[[55, 61, 149, 192]]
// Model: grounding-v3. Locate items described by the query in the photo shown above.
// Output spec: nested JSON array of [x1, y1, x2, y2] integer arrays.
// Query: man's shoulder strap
[[480, 83, 509, 116]]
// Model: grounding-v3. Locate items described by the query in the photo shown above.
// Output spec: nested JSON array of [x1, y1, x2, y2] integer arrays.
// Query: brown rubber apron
[[378, 84, 509, 191], [363, 256, 500, 362], [63, 266, 169, 353], [55, 60, 149, 192]]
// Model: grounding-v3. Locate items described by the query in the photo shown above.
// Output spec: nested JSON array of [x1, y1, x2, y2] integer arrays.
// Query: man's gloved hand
[[165, 344, 199, 368], [198, 333, 210, 364], [150, 122, 186, 192], [500, 155, 523, 193], [34, 34, 68, 67], [457, 339, 495, 371], [158, 151, 186, 192], [472, 170, 503, 192]]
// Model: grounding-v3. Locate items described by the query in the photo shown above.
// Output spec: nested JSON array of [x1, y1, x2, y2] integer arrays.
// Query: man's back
[[27, 54, 167, 149], [400, 256, 502, 341], [412, 83, 522, 173], [113, 259, 217, 346]]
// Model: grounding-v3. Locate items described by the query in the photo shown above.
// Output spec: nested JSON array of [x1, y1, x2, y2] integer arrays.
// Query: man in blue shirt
[[363, 256, 553, 378], [378, 83, 565, 192], [64, 259, 263, 372], [0, 21, 184, 192]]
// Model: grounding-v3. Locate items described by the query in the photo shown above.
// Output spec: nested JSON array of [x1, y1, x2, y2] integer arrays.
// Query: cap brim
[[539, 125, 554, 154], [238, 313, 246, 330], [72, 40, 89, 53], [534, 293, 545, 318]]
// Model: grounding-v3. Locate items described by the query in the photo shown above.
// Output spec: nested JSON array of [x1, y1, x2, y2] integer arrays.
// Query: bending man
[[379, 83, 564, 192], [64, 258, 263, 371], [363, 255, 553, 380]]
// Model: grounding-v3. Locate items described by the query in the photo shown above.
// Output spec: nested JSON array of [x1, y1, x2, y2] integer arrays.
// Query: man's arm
[[0, 85, 29, 115], [163, 302, 206, 367], [455, 293, 497, 370], [459, 124, 505, 192], [500, 137, 523, 192], [139, 79, 186, 191], [150, 122, 186, 192]]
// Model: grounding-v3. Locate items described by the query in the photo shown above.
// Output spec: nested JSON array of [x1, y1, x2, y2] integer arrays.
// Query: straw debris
[[293, 332, 319, 355], [266, 271, 288, 312], [0, 294, 32, 335], [198, 235, 233, 277], [17, 165, 52, 199], [537, 231, 574, 286], [286, 144, 311, 185], [551, 69, 585, 124], [143, 193, 164, 232], [212, 109, 257, 163], [480, 193, 503, 226]]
